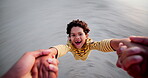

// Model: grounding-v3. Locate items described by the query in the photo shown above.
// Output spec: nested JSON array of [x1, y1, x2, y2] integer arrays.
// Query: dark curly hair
[[66, 19, 90, 37]]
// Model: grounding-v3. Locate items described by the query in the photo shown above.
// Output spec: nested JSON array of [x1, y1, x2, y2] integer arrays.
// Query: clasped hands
[[2, 49, 59, 78], [31, 49, 59, 78], [116, 36, 148, 78]]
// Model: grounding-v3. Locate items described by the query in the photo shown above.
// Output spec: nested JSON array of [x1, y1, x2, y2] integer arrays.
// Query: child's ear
[[86, 34, 89, 38], [68, 36, 71, 41]]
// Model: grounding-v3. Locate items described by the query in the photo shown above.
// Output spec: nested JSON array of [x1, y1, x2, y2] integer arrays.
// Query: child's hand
[[32, 50, 59, 78]]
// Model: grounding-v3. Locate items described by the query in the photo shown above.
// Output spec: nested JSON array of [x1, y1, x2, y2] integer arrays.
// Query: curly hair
[[66, 19, 90, 37]]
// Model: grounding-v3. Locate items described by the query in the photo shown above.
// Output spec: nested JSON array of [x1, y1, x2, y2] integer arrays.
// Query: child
[[43, 19, 134, 61]]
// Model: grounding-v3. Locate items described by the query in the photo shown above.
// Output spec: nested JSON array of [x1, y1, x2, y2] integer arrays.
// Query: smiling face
[[69, 27, 88, 49]]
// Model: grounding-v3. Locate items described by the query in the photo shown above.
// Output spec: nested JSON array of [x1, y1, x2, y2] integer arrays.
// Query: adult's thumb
[[31, 49, 51, 58], [130, 36, 148, 45]]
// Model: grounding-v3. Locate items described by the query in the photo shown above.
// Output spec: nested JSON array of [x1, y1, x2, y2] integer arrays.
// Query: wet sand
[[0, 0, 148, 78]]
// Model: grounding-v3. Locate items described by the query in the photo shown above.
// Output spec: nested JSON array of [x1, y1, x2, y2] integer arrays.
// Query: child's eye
[[71, 34, 75, 37], [79, 33, 83, 36]]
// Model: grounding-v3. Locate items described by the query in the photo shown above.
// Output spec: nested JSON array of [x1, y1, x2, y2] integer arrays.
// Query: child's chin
[[75, 46, 82, 49]]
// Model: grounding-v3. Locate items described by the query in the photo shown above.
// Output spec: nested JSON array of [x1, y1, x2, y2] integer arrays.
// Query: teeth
[[76, 41, 80, 42], [75, 41, 81, 43]]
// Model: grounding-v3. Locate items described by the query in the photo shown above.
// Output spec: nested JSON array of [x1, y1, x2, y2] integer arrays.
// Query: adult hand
[[130, 36, 148, 46], [1, 49, 58, 78], [129, 36, 148, 78], [117, 44, 144, 78], [116, 36, 148, 78]]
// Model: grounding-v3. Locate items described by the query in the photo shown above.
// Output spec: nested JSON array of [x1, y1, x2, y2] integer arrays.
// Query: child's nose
[[75, 35, 80, 39]]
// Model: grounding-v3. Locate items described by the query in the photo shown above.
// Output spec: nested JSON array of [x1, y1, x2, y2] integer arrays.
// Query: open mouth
[[75, 41, 82, 45]]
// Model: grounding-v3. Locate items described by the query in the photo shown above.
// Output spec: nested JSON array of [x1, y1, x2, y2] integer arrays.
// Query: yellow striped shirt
[[52, 38, 115, 61]]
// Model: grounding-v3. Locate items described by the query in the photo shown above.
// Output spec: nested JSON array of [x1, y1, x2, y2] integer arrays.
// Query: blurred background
[[0, 0, 148, 78]]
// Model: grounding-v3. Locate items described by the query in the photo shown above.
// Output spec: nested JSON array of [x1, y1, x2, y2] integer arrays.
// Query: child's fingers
[[117, 43, 127, 56], [47, 64, 59, 78], [116, 43, 123, 56], [52, 55, 55, 58], [47, 58, 59, 77], [47, 58, 59, 66], [48, 64, 59, 74], [119, 42, 124, 47], [120, 45, 127, 51], [119, 45, 133, 63], [116, 43, 125, 68]]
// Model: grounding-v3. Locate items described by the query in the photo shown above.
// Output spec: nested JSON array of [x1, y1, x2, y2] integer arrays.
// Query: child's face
[[69, 26, 88, 49]]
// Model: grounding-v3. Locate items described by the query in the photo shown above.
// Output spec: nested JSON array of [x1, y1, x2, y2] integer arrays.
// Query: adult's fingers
[[39, 63, 43, 78], [43, 65, 48, 78], [124, 47, 143, 56], [48, 72, 57, 78], [25, 49, 52, 59], [130, 36, 148, 45], [49, 64, 59, 77], [120, 47, 143, 70], [122, 55, 143, 70], [127, 65, 141, 77], [33, 49, 52, 58], [31, 65, 38, 78], [140, 58, 148, 77], [119, 47, 143, 63], [116, 58, 122, 68]]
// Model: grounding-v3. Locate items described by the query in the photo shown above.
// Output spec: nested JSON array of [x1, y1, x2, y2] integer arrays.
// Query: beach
[[0, 0, 148, 78]]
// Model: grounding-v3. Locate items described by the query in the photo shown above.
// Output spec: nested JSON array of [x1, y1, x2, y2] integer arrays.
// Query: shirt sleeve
[[90, 39, 115, 52], [52, 44, 70, 58]]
